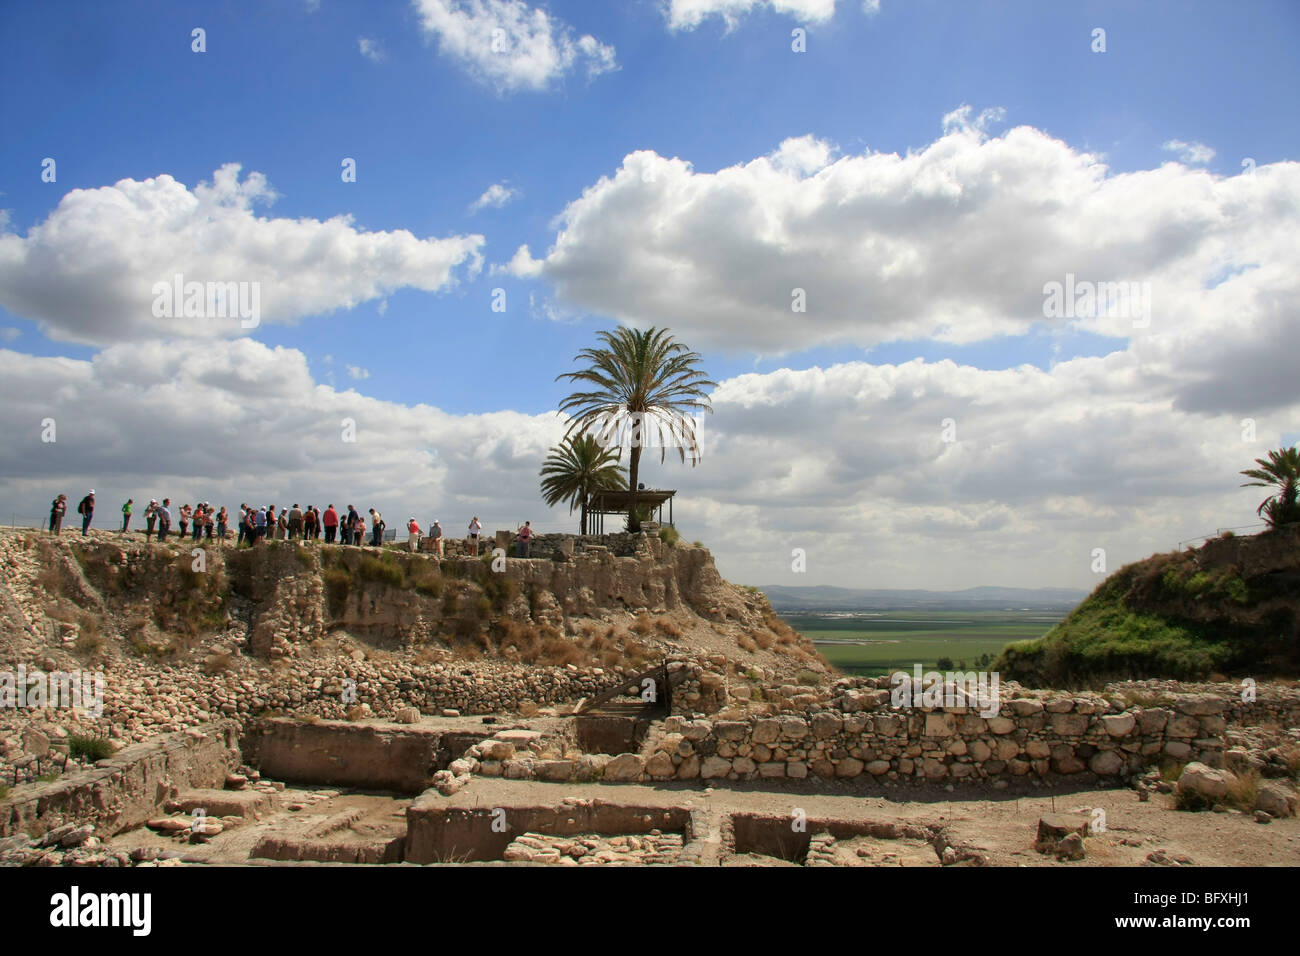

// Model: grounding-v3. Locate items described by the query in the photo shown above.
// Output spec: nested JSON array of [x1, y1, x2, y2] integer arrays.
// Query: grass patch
[[358, 554, 403, 588], [68, 734, 114, 762], [658, 526, 680, 547], [323, 567, 351, 616]]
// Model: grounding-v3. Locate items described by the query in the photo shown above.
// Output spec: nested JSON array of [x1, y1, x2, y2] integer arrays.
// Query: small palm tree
[[557, 327, 715, 531], [1240, 446, 1300, 528], [540, 434, 626, 535]]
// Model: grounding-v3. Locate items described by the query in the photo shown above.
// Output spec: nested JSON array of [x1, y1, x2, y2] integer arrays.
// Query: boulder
[[1176, 762, 1231, 802]]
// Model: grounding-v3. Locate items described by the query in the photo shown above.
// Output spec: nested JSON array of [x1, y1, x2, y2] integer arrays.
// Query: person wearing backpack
[[144, 500, 158, 541], [77, 491, 95, 535], [49, 494, 67, 535], [156, 499, 172, 542], [516, 520, 533, 558]]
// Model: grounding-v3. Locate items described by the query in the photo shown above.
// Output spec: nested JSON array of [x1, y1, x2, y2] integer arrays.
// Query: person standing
[[289, 504, 303, 540], [77, 491, 95, 535], [406, 517, 421, 553], [323, 504, 338, 543], [516, 520, 533, 558], [217, 506, 228, 543], [144, 500, 158, 541], [431, 519, 443, 556], [49, 494, 67, 535], [255, 506, 267, 542], [467, 516, 482, 555], [369, 509, 385, 547], [156, 499, 172, 542], [121, 499, 133, 533], [192, 504, 205, 542], [302, 505, 316, 539], [354, 513, 366, 547], [277, 508, 289, 540]]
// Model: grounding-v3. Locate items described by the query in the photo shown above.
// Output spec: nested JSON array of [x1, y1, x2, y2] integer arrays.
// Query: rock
[[1101, 713, 1136, 737], [1254, 810, 1272, 824], [1176, 762, 1230, 802], [441, 709, 460, 718], [603, 753, 645, 782], [394, 707, 420, 724], [1255, 784, 1297, 819], [1035, 814, 1087, 854], [700, 756, 731, 780], [1056, 833, 1086, 861], [1088, 750, 1125, 776], [224, 773, 248, 790]]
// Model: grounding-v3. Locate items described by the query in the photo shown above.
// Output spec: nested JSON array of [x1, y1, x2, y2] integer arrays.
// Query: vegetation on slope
[[997, 533, 1300, 686]]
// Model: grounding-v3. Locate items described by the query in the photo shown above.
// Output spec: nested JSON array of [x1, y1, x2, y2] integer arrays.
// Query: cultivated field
[[788, 610, 1065, 676]]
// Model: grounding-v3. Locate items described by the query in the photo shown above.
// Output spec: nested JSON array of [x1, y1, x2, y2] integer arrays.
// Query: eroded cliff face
[[0, 529, 821, 677]]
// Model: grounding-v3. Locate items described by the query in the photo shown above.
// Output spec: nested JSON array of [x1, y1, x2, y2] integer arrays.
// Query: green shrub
[[322, 567, 351, 615], [359, 555, 403, 588], [294, 547, 315, 568], [69, 735, 114, 762], [658, 526, 680, 547], [795, 668, 822, 686]]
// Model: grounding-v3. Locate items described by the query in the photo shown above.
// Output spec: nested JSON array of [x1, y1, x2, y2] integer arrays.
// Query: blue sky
[[1, 0, 1297, 588]]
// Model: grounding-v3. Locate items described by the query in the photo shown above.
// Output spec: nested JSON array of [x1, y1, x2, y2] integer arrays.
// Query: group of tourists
[[47, 491, 537, 557]]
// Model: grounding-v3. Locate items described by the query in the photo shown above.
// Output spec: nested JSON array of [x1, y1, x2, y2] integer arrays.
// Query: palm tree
[[1240, 446, 1300, 528], [540, 434, 627, 535], [556, 327, 716, 531]]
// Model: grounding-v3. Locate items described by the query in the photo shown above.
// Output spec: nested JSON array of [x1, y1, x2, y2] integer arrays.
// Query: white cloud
[[347, 365, 370, 380], [469, 182, 520, 213], [862, 0, 880, 14], [0, 327, 18, 343], [496, 243, 545, 277], [358, 36, 386, 62], [665, 0, 837, 31], [0, 164, 484, 346], [519, 117, 1300, 414], [411, 0, 617, 93], [1163, 139, 1215, 164], [0, 337, 1291, 590]]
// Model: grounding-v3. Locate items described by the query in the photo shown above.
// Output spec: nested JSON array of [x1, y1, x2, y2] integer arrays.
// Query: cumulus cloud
[[518, 116, 1300, 413], [0, 327, 18, 342], [0, 164, 484, 346], [1163, 139, 1215, 164], [469, 182, 520, 213], [358, 36, 386, 62], [347, 365, 370, 380], [665, 0, 837, 31], [0, 339, 566, 534], [411, 0, 617, 93], [0, 338, 1288, 589]]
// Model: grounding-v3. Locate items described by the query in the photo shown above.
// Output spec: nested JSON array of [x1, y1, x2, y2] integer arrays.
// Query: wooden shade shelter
[[584, 488, 676, 534]]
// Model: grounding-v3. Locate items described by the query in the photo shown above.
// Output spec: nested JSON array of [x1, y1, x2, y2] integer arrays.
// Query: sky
[[0, 0, 1297, 592]]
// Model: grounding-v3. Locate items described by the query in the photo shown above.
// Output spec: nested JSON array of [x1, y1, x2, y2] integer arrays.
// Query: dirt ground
[[112, 776, 1300, 866]]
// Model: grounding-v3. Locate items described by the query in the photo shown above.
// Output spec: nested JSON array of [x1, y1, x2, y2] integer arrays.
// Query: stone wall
[[0, 721, 238, 838], [469, 689, 1231, 786], [240, 717, 490, 793]]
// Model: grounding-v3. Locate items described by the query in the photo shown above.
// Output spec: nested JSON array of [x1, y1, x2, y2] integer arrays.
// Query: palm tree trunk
[[580, 498, 587, 536], [628, 444, 642, 532]]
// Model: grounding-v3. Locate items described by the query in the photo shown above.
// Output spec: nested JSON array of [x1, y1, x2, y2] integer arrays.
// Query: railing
[[1177, 523, 1267, 550]]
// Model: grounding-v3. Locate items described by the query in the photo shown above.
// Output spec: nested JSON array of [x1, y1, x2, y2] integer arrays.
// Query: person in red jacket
[[322, 504, 339, 543], [406, 517, 422, 553]]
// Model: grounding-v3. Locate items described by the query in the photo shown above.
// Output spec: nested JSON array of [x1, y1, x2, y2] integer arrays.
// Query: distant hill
[[760, 584, 1087, 612], [997, 525, 1300, 685]]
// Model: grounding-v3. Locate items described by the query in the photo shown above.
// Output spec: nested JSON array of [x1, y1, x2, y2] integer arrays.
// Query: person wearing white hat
[[406, 516, 422, 553], [145, 500, 158, 541], [431, 520, 443, 556], [77, 491, 95, 535]]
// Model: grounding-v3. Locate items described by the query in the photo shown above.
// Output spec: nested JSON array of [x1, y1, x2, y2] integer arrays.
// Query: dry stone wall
[[478, 686, 1232, 786]]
